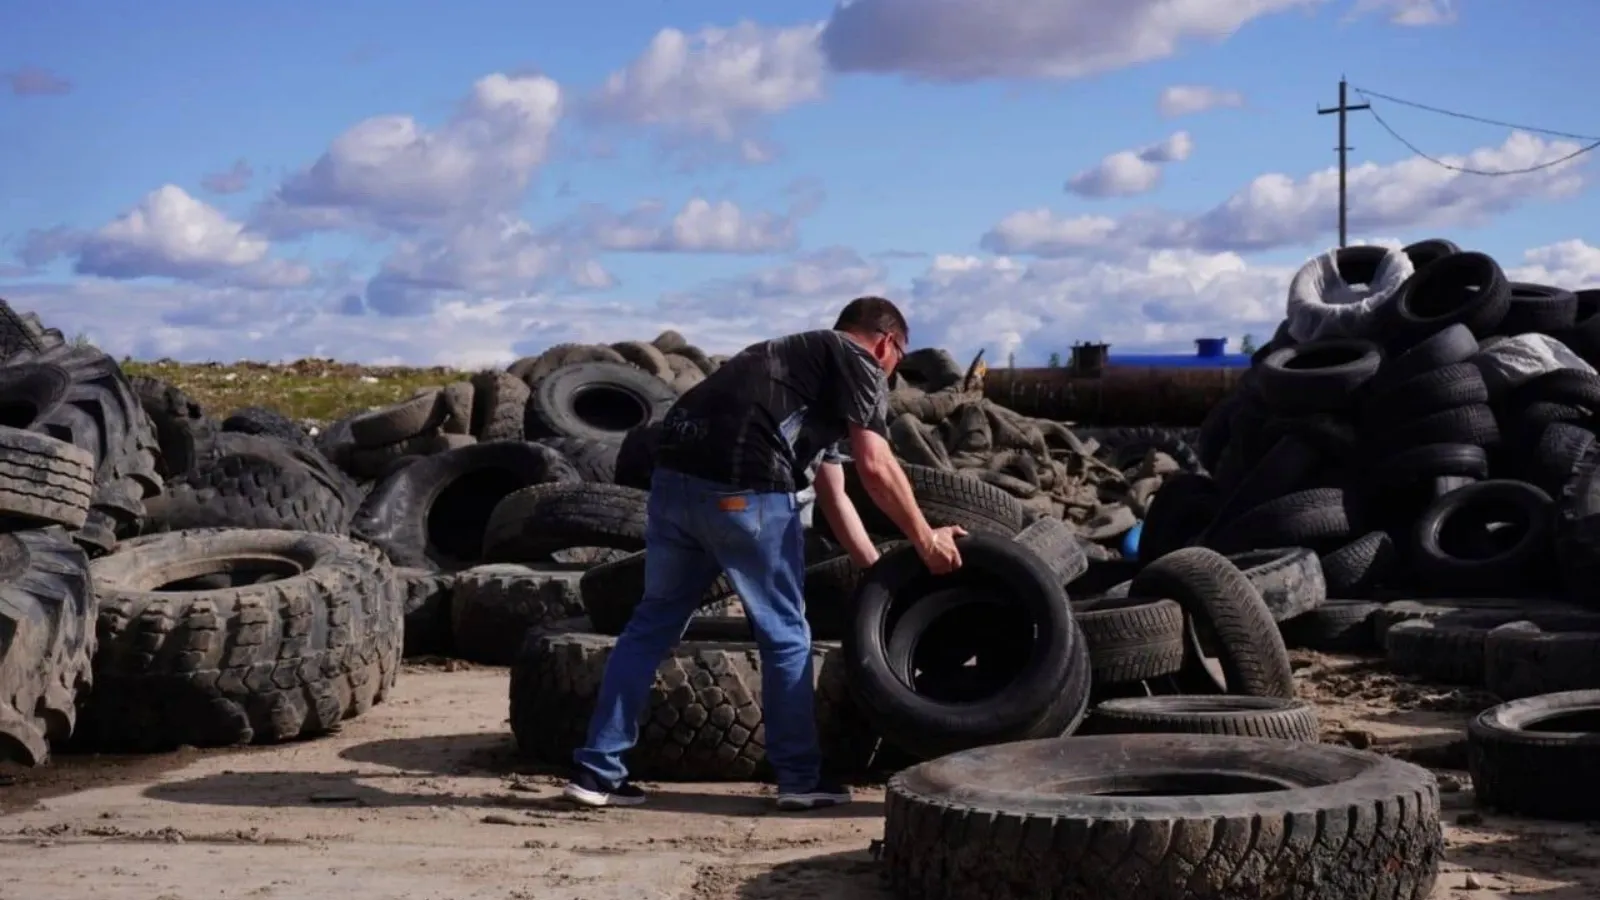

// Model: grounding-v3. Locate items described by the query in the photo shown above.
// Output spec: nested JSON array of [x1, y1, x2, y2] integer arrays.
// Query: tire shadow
[[337, 732, 553, 776], [724, 848, 892, 900]]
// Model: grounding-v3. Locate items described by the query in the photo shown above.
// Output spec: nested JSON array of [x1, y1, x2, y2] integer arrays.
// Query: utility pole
[[1318, 77, 1369, 248]]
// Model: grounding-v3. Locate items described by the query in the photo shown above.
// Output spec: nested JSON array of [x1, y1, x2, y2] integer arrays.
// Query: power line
[[1359, 98, 1600, 176], [1350, 85, 1600, 142]]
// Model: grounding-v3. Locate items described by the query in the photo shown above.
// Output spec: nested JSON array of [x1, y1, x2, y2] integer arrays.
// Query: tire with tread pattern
[[0, 527, 94, 765], [1084, 695, 1320, 742]]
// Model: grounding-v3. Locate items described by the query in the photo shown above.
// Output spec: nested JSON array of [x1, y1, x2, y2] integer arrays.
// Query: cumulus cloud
[[1507, 240, 1600, 289], [1066, 131, 1193, 198], [5, 65, 72, 96], [1348, 0, 1457, 26], [202, 159, 254, 195], [820, 0, 1317, 81], [660, 246, 892, 334], [16, 185, 310, 288], [1158, 84, 1245, 117], [989, 131, 1591, 256], [566, 198, 799, 254], [254, 73, 563, 236], [362, 216, 610, 316], [589, 21, 826, 152]]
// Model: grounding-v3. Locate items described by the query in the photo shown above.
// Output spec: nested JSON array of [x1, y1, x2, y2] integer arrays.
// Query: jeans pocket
[[703, 489, 764, 544]]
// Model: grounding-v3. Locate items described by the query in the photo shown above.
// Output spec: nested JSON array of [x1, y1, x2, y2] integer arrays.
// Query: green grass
[[122, 360, 476, 422]]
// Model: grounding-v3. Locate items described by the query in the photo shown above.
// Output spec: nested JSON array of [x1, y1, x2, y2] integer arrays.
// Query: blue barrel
[[1195, 337, 1227, 358], [1121, 520, 1144, 560]]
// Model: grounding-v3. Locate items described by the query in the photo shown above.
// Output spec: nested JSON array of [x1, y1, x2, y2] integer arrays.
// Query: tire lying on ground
[[481, 482, 648, 564], [450, 564, 586, 665], [882, 734, 1443, 900], [350, 441, 580, 571], [524, 362, 678, 443], [75, 528, 401, 752], [1468, 689, 1600, 821], [509, 618, 876, 780], [1281, 599, 1382, 654], [843, 533, 1091, 759], [1084, 695, 1320, 742], [142, 432, 355, 535], [0, 527, 94, 765], [396, 567, 455, 657], [1070, 595, 1185, 688]]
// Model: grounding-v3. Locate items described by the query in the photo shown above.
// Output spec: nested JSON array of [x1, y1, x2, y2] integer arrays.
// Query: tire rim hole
[[571, 386, 650, 433], [1438, 508, 1531, 562], [0, 400, 38, 429], [1284, 346, 1364, 370], [427, 469, 528, 566], [1524, 709, 1600, 733], [1046, 771, 1298, 798]]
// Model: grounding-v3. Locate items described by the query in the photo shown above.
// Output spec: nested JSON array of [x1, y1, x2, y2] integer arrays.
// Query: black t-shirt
[[654, 329, 890, 493]]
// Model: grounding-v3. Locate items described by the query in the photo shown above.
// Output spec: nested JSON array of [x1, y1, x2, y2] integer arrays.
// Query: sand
[[0, 652, 1596, 900]]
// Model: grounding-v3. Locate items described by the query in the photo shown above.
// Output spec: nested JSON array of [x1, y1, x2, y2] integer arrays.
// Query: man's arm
[[847, 425, 933, 549], [813, 460, 880, 569]]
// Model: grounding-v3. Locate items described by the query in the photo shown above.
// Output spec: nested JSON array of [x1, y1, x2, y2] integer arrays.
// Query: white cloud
[[819, 0, 1319, 81], [989, 131, 1592, 256], [1158, 84, 1245, 117], [660, 246, 892, 334], [1507, 240, 1600, 290], [362, 216, 609, 316], [1066, 131, 1193, 198], [572, 198, 798, 254], [1348, 0, 1457, 26], [590, 22, 826, 147], [254, 73, 563, 236], [16, 185, 311, 287]]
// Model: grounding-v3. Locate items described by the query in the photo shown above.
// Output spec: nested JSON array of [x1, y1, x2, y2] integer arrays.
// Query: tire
[[1557, 442, 1600, 606], [1204, 436, 1324, 538], [0, 299, 47, 358], [1013, 514, 1088, 585], [1366, 404, 1500, 459], [1258, 338, 1383, 414], [525, 362, 678, 443], [350, 441, 580, 571], [1130, 547, 1295, 698], [143, 432, 353, 535], [1368, 323, 1479, 390], [1137, 472, 1219, 560], [509, 619, 875, 780], [515, 343, 630, 387], [836, 462, 1027, 539], [1085, 695, 1320, 741], [437, 382, 473, 435], [1483, 619, 1600, 701], [1371, 443, 1489, 486], [76, 528, 400, 751], [1521, 422, 1597, 498], [1384, 615, 1511, 686], [348, 390, 445, 448], [1402, 238, 1459, 269], [1203, 488, 1356, 556], [221, 406, 312, 447], [844, 534, 1090, 758], [467, 371, 529, 443], [1556, 289, 1600, 365], [1321, 530, 1399, 597], [882, 734, 1443, 900], [1368, 597, 1585, 647], [1227, 547, 1326, 622], [1070, 595, 1185, 686], [609, 340, 673, 380], [1498, 282, 1578, 336], [396, 567, 455, 657], [1396, 251, 1512, 341], [480, 483, 647, 564], [1412, 480, 1554, 595], [449, 564, 585, 665], [1469, 689, 1600, 821], [0, 427, 95, 529], [1282, 600, 1381, 654], [534, 436, 620, 484], [577, 551, 748, 637], [1361, 362, 1489, 425], [0, 527, 93, 765], [1075, 426, 1204, 473], [1066, 558, 1141, 600]]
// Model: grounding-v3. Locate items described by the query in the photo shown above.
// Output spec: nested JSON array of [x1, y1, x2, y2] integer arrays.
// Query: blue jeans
[[573, 467, 821, 794]]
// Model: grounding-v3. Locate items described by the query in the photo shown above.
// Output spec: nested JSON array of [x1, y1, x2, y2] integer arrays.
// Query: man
[[563, 296, 966, 811]]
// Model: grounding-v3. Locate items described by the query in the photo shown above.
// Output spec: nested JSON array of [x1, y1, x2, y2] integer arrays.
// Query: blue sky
[[2, 0, 1597, 366]]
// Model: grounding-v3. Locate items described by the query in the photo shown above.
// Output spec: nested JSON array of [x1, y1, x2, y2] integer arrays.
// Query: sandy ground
[[1, 654, 1597, 900]]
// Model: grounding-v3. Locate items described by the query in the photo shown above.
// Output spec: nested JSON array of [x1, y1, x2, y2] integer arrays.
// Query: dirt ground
[[1, 654, 1597, 900]]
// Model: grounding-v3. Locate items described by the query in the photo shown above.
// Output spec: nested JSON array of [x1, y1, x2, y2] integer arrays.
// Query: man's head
[[834, 296, 908, 375]]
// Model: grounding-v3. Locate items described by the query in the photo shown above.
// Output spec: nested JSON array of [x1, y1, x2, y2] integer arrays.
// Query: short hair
[[833, 296, 908, 343]]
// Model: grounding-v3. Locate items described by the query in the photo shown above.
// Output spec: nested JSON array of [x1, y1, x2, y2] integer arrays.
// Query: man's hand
[[916, 525, 966, 575]]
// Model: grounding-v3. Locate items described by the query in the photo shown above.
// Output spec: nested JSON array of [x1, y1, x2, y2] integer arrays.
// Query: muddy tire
[[348, 390, 445, 448], [0, 527, 94, 765], [1014, 514, 1088, 585], [534, 436, 620, 484], [0, 427, 95, 529], [450, 564, 586, 665], [1084, 695, 1320, 742], [468, 371, 529, 443], [143, 433, 354, 535], [76, 528, 401, 752], [128, 374, 215, 479], [482, 483, 648, 564], [883, 734, 1442, 900], [509, 619, 875, 780], [524, 362, 677, 443]]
